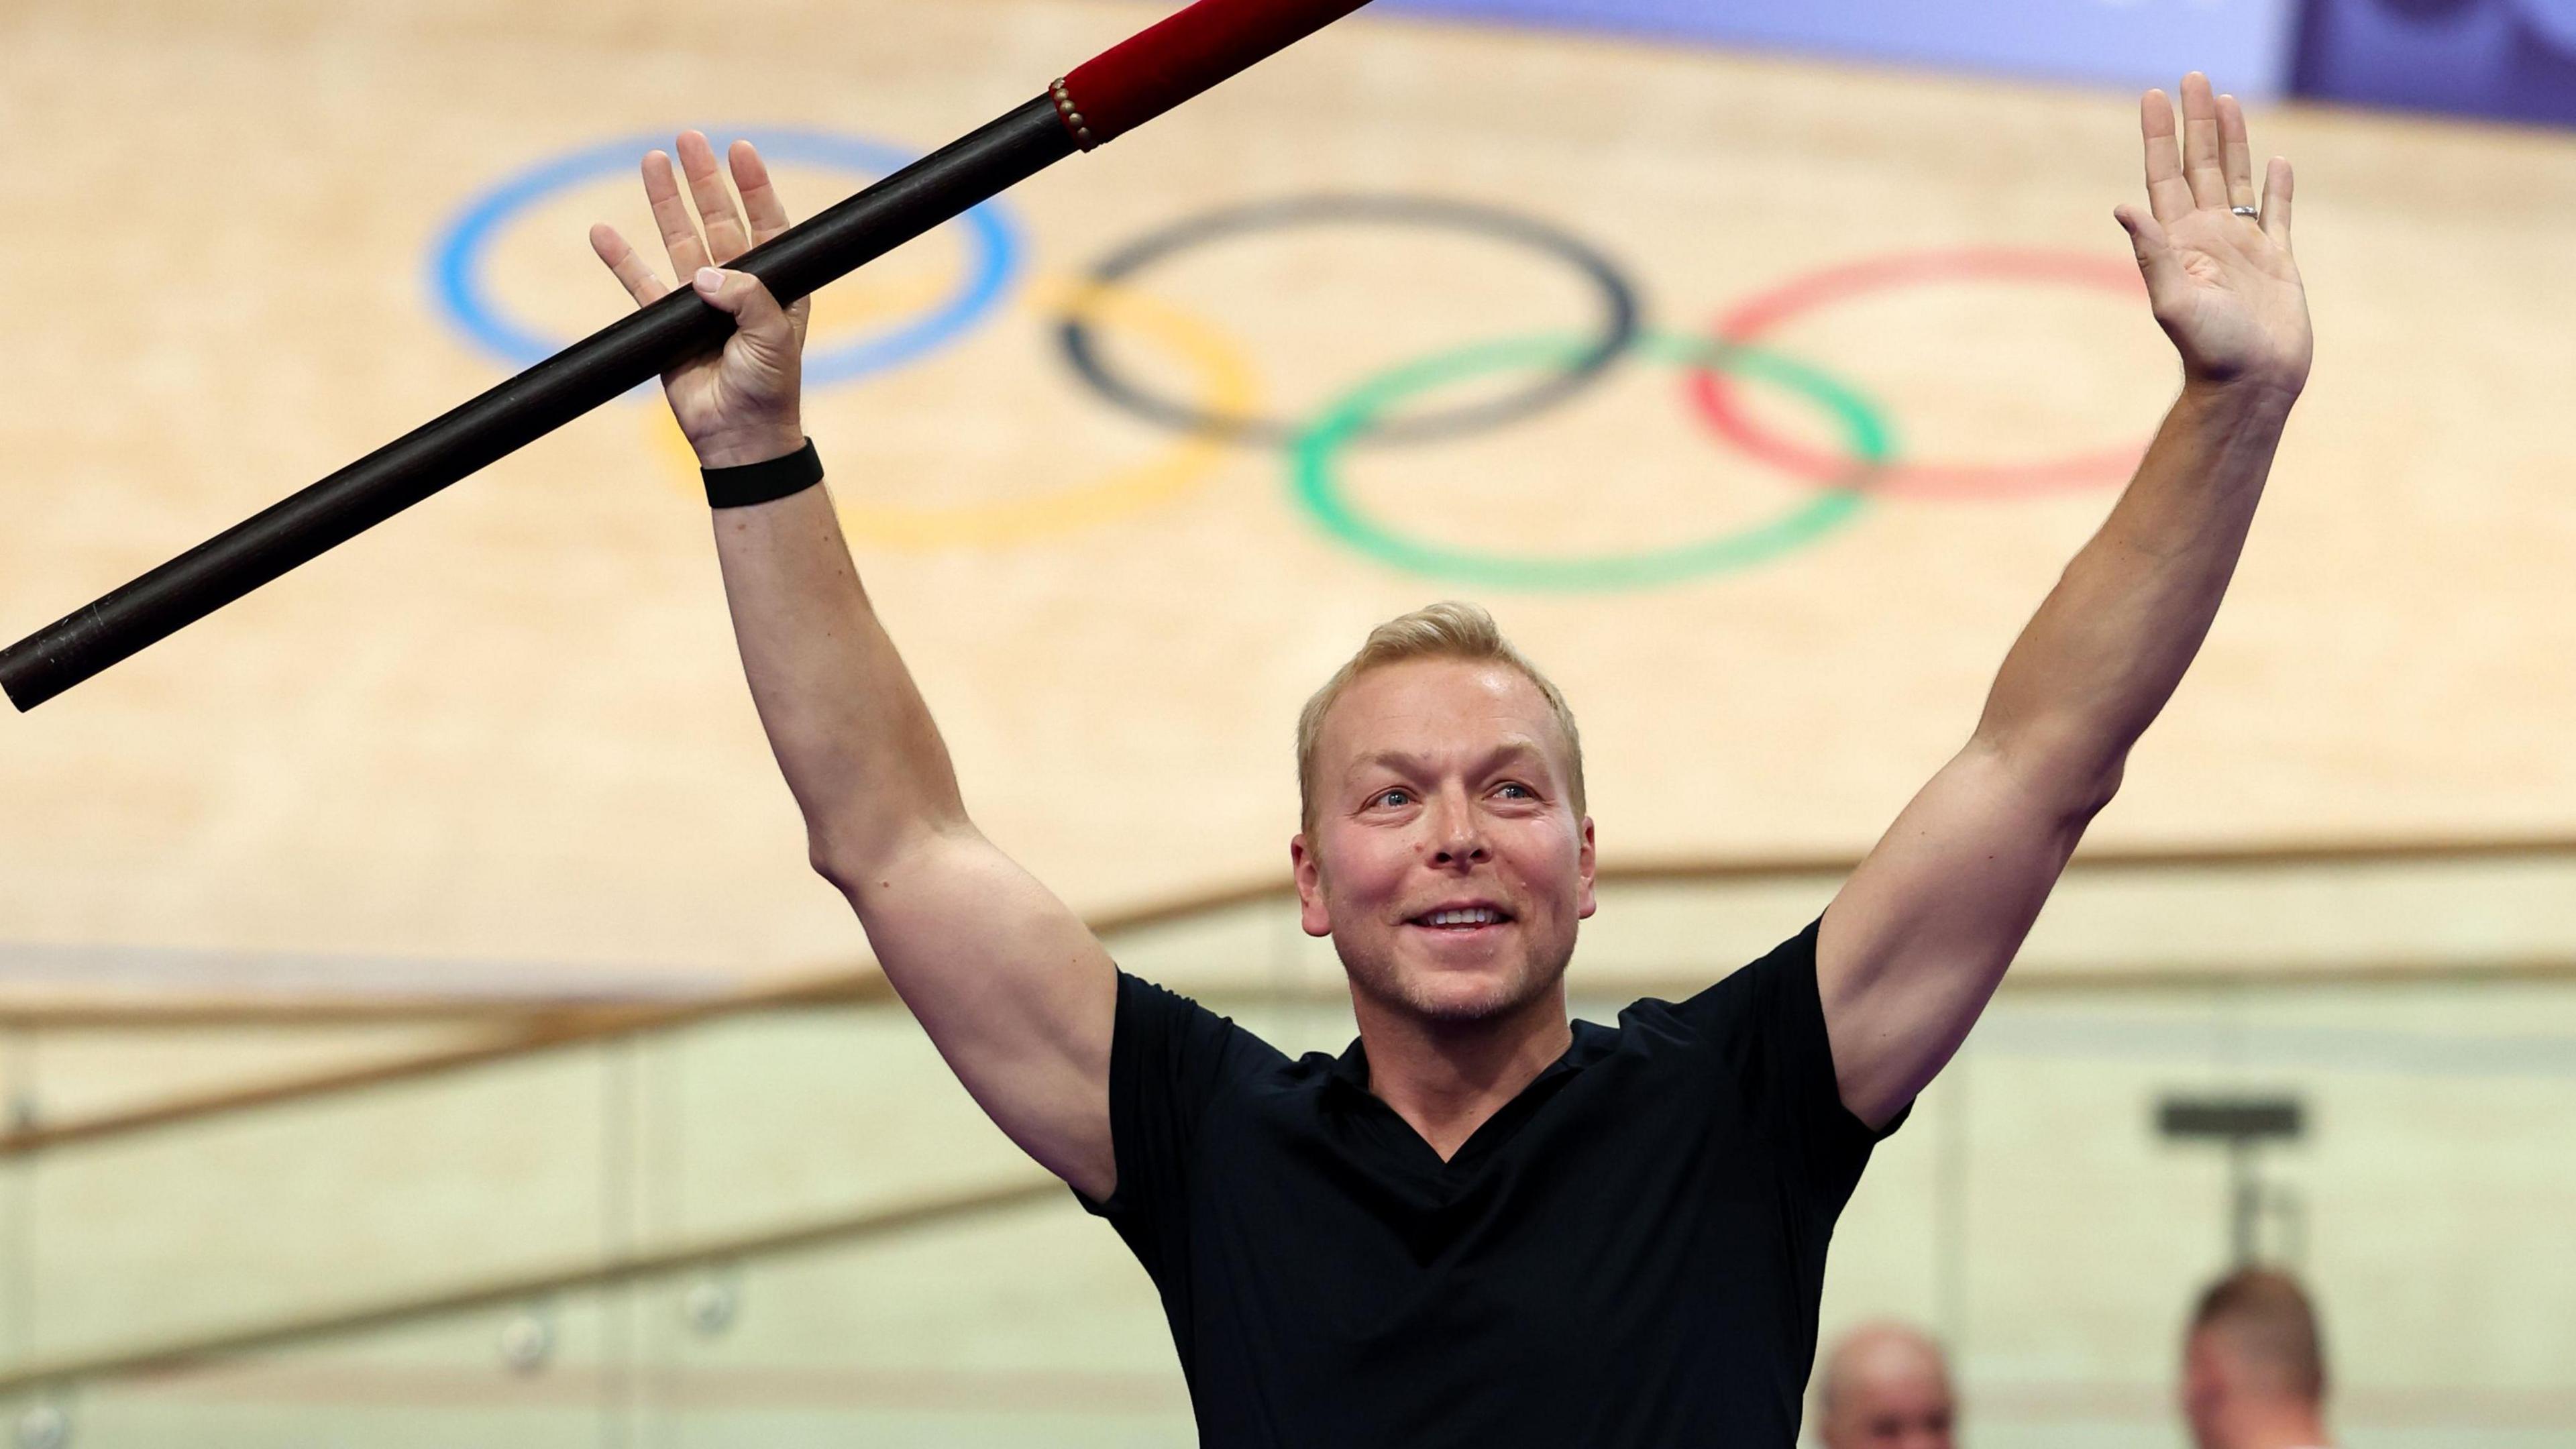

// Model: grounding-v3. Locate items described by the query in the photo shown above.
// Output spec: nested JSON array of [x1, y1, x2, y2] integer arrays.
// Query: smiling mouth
[[1408, 906, 1511, 932]]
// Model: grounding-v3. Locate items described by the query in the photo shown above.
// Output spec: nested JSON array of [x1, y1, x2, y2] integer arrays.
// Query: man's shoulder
[[1597, 921, 1825, 1053], [1111, 968, 1297, 1080]]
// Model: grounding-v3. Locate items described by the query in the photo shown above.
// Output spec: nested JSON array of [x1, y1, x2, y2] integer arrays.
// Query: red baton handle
[[1053, 0, 1376, 149]]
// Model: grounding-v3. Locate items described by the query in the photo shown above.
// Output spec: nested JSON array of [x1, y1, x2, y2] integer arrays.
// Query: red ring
[[1688, 248, 2149, 500]]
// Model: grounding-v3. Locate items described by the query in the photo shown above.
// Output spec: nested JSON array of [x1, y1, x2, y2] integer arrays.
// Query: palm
[[588, 130, 812, 461], [2116, 76, 2312, 394], [659, 305, 808, 441]]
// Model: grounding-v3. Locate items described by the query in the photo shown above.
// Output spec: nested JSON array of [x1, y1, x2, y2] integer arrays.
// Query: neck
[[1348, 979, 1573, 1161], [2218, 1398, 2330, 1449]]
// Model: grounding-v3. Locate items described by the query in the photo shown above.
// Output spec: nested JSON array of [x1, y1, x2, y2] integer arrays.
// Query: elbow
[[1972, 727, 2128, 833], [2066, 760, 2125, 829], [808, 837, 867, 898], [806, 810, 971, 900], [2042, 749, 2126, 842], [807, 826, 897, 900]]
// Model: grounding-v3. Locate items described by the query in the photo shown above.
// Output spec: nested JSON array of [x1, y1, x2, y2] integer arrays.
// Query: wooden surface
[[3, 0, 2575, 1006]]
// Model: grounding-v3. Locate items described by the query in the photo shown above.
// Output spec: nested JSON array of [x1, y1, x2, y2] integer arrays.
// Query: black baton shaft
[[0, 99, 1075, 712]]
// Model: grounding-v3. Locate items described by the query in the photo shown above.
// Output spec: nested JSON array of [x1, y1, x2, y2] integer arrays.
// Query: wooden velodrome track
[[3, 0, 2575, 1012]]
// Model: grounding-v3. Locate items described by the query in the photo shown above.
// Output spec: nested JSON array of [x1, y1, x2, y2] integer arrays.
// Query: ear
[[1291, 833, 1334, 937], [2181, 1329, 2226, 1417], [1576, 816, 1599, 920]]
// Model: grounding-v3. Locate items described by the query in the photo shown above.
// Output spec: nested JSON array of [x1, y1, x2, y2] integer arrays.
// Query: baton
[[0, 0, 1376, 712]]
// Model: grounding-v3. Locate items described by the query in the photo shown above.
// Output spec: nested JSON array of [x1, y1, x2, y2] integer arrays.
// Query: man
[[588, 70, 2309, 1448], [2182, 1269, 2335, 1449], [1817, 1321, 1959, 1449]]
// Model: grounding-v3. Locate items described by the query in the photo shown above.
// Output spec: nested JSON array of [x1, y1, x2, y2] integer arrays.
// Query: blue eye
[[1496, 782, 1534, 799], [1373, 788, 1412, 808]]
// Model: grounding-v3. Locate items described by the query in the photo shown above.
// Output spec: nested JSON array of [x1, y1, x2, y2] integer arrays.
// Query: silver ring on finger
[[2231, 205, 2259, 217]]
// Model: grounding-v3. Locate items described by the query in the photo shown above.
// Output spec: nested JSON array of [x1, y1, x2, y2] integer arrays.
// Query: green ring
[[1290, 331, 1891, 592]]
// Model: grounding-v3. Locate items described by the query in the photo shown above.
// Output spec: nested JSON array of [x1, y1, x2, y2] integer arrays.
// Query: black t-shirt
[[1073, 920, 1903, 1448]]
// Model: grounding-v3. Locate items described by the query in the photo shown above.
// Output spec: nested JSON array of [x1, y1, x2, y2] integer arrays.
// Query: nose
[[1426, 790, 1489, 867]]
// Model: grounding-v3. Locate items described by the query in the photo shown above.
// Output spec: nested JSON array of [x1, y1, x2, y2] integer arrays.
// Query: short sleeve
[[1671, 920, 1907, 1201], [1071, 969, 1254, 1285]]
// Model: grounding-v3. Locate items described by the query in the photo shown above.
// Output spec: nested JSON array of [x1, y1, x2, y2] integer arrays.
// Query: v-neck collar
[[1322, 1022, 1601, 1173]]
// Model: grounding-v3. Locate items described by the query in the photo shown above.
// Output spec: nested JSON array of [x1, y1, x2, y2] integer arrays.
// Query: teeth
[[1422, 908, 1501, 926]]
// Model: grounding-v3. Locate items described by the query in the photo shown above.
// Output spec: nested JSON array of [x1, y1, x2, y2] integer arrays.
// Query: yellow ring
[[651, 276, 1259, 548]]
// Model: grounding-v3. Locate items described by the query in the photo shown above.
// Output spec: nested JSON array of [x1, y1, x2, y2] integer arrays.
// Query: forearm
[[1821, 380, 2293, 1120], [710, 480, 969, 883], [1815, 76, 2311, 1125], [1976, 378, 2295, 796]]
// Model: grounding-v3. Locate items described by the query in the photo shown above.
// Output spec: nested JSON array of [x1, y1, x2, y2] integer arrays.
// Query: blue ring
[[427, 127, 1022, 387]]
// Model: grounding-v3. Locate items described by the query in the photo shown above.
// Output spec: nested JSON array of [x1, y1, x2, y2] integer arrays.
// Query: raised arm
[[590, 133, 1118, 1199], [1817, 74, 2312, 1128]]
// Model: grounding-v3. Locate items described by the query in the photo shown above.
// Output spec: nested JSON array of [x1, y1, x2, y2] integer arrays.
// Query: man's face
[[1819, 1352, 1957, 1449], [1291, 657, 1595, 1024], [2180, 1328, 2229, 1449]]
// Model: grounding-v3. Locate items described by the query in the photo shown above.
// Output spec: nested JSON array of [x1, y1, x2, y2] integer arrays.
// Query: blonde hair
[[1295, 602, 1585, 830]]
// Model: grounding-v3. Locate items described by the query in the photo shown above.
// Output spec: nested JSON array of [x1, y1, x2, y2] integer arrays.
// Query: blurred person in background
[[1817, 1320, 1958, 1449], [2182, 1268, 2334, 1449]]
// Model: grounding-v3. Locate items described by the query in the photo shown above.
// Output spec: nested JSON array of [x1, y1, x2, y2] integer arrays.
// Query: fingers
[[723, 140, 810, 343], [2112, 203, 2176, 290], [729, 140, 794, 244], [588, 223, 670, 307], [2218, 93, 2257, 212], [2180, 72, 2227, 209], [634, 135, 782, 279], [691, 266, 793, 339], [641, 149, 712, 278], [2139, 89, 2195, 224], [676, 130, 754, 265], [2259, 155, 2294, 247]]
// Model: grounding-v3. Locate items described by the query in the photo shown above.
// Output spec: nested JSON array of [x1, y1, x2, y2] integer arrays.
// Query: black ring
[[1057, 194, 1644, 448]]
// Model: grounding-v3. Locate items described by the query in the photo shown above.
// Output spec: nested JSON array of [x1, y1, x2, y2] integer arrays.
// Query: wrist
[[702, 437, 823, 510], [2178, 370, 2302, 422], [692, 422, 806, 470]]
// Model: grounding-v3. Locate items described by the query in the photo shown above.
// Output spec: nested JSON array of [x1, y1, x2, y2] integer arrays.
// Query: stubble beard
[[1334, 928, 1576, 1028]]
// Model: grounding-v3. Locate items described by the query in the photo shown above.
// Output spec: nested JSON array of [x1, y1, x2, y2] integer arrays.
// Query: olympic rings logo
[[1689, 250, 2148, 499], [429, 130, 2153, 593], [643, 277, 1259, 549], [431, 128, 1022, 387]]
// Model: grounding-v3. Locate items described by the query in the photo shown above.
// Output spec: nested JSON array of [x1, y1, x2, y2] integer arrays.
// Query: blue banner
[[2292, 0, 2576, 127], [1377, 0, 2305, 95]]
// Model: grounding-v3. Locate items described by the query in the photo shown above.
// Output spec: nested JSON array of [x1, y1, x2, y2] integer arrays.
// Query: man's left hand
[[2114, 73, 2312, 398]]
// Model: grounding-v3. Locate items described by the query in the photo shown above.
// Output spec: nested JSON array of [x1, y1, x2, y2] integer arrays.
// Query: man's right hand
[[594, 136, 1122, 1204], [590, 131, 812, 469]]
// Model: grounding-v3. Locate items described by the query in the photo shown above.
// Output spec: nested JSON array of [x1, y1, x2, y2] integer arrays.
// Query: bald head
[[2181, 1269, 2330, 1449], [1817, 1321, 1956, 1449], [2188, 1269, 2326, 1400]]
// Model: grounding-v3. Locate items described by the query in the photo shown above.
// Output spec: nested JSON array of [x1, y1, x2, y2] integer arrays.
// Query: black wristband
[[702, 439, 823, 509]]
